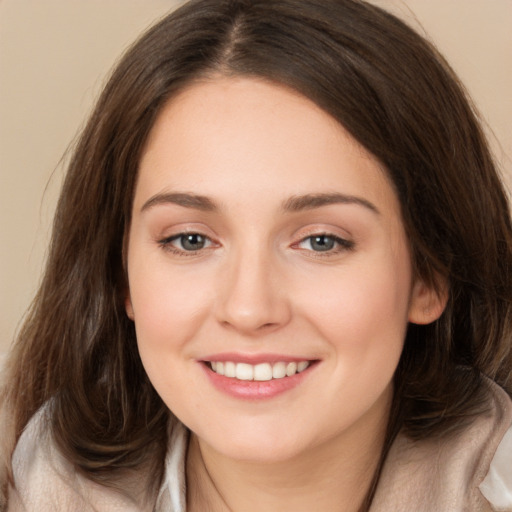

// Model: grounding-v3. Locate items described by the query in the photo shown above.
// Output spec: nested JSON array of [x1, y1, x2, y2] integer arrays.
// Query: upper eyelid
[[293, 227, 353, 244], [157, 232, 216, 257], [155, 226, 354, 247], [157, 225, 215, 241], [159, 231, 208, 241], [159, 232, 215, 246], [295, 233, 354, 247]]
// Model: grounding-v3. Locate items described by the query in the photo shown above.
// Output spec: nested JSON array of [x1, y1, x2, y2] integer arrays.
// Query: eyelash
[[157, 232, 354, 257], [294, 233, 355, 256], [158, 233, 214, 255]]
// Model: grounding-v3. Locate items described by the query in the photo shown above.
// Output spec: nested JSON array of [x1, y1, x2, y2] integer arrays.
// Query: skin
[[125, 77, 446, 511]]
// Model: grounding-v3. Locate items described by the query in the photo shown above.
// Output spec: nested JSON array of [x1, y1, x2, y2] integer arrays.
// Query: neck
[[186, 391, 391, 512]]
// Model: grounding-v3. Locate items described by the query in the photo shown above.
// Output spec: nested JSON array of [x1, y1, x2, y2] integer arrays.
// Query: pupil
[[182, 234, 205, 250], [312, 235, 334, 251]]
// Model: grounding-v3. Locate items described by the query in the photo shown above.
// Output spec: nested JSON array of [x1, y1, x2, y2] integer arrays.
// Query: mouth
[[200, 354, 319, 399], [207, 360, 312, 381]]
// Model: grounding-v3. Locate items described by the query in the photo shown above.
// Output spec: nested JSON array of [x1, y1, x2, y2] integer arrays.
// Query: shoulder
[[372, 379, 512, 512], [8, 404, 153, 512], [8, 404, 85, 511], [479, 383, 512, 511]]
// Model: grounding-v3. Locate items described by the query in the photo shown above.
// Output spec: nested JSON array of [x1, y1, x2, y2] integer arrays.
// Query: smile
[[209, 361, 310, 381]]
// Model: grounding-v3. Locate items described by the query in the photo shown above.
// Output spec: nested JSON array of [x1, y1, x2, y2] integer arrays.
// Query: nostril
[[260, 322, 278, 330]]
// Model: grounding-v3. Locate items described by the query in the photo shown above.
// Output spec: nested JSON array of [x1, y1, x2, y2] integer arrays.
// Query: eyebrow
[[141, 192, 217, 213], [140, 191, 379, 215], [282, 193, 380, 214]]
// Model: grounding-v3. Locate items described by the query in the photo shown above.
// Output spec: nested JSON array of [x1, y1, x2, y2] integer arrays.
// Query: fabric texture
[[7, 380, 512, 511], [371, 380, 512, 511]]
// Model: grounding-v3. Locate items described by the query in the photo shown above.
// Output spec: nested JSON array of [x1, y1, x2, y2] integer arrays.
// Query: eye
[[159, 233, 212, 253], [297, 234, 354, 253]]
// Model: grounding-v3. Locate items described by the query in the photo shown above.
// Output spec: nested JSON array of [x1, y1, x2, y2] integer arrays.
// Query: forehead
[[135, 77, 400, 219]]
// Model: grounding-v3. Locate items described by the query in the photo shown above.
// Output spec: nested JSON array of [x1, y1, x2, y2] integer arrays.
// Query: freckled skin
[[125, 77, 443, 467]]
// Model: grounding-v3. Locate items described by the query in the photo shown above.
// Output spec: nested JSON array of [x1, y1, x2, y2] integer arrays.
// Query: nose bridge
[[216, 238, 290, 334]]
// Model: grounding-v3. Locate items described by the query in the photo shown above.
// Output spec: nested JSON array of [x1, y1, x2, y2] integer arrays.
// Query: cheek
[[127, 262, 213, 414], [297, 254, 411, 365], [298, 259, 410, 419], [127, 258, 214, 354]]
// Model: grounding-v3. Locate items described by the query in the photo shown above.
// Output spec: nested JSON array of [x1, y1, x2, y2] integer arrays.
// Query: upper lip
[[200, 353, 317, 364]]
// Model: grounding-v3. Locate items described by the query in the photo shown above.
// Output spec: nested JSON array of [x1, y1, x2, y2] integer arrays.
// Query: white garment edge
[[159, 421, 188, 512], [161, 423, 512, 512], [479, 423, 512, 510]]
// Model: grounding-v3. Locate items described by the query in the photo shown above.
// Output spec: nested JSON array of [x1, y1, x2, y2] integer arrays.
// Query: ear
[[122, 232, 135, 321], [408, 276, 448, 325], [125, 291, 135, 320]]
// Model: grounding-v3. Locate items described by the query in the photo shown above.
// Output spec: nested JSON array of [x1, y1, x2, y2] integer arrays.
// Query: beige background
[[1, 1, 511, 354]]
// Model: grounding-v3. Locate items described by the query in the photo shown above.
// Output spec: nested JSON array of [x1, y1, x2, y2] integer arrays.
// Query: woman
[[1, 0, 511, 510]]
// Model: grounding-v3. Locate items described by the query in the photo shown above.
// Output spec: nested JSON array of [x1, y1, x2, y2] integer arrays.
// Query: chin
[[195, 419, 318, 464], [218, 438, 307, 464]]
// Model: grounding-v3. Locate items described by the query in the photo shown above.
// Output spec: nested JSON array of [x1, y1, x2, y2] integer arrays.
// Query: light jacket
[[7, 380, 512, 511]]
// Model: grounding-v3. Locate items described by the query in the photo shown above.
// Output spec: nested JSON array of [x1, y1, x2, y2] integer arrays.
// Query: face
[[125, 77, 442, 463]]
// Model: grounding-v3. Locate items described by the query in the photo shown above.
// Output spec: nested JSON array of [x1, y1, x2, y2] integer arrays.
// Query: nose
[[214, 246, 292, 336]]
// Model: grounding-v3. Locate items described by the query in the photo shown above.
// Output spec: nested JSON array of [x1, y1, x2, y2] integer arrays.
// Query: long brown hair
[[2, 0, 512, 508]]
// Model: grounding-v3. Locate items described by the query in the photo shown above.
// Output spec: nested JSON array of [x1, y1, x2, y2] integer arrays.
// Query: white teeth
[[209, 360, 311, 380], [224, 361, 236, 378], [286, 362, 297, 376], [254, 363, 273, 381], [297, 361, 309, 372], [236, 363, 253, 381], [272, 362, 287, 379]]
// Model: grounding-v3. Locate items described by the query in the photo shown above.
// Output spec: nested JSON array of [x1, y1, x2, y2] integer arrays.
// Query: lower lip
[[201, 362, 316, 400]]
